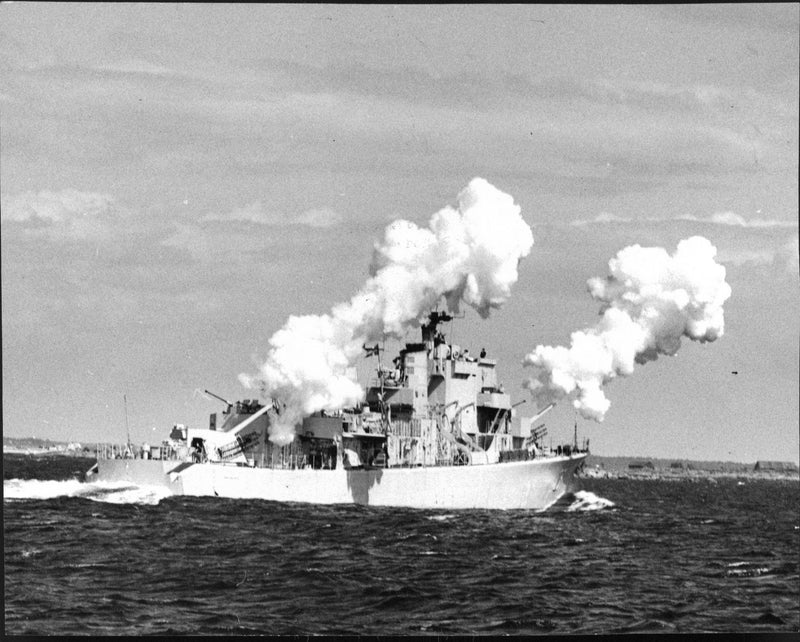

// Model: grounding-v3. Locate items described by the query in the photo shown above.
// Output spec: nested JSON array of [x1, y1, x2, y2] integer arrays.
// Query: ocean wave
[[5, 474, 798, 636], [3, 478, 171, 505]]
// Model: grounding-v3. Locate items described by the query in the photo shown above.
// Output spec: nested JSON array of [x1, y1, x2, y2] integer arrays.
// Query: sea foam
[[565, 490, 616, 512], [3, 478, 171, 505]]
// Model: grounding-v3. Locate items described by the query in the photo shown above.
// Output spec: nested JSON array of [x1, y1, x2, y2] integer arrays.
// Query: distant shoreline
[[582, 454, 799, 482], [3, 447, 94, 457], [580, 466, 799, 483]]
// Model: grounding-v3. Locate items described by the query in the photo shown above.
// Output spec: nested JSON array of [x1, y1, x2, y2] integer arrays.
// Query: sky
[[1, 4, 798, 463]]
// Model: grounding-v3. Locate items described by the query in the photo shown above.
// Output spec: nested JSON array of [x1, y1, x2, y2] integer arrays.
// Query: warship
[[90, 311, 588, 510]]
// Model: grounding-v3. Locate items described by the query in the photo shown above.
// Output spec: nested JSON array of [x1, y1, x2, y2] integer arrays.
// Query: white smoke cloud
[[523, 236, 732, 421], [240, 178, 534, 444]]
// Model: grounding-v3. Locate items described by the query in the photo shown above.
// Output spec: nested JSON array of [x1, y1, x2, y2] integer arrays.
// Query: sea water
[[4, 454, 798, 635]]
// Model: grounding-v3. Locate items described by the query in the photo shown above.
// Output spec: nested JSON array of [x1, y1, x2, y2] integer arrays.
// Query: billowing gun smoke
[[241, 178, 534, 444], [523, 236, 732, 421]]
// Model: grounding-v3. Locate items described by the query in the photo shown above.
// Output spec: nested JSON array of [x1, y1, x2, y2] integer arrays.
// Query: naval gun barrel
[[530, 402, 555, 423], [205, 390, 233, 409]]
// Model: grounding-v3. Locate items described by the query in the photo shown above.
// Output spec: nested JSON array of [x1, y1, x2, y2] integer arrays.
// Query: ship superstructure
[[92, 312, 587, 510]]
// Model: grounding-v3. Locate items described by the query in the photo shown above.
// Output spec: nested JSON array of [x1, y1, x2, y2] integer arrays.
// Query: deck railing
[[96, 443, 185, 461]]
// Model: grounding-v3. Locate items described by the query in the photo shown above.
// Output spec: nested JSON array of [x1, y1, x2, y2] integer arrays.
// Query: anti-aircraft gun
[[525, 402, 555, 448]]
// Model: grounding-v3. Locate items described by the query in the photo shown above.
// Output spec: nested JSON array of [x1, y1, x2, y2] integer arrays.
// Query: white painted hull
[[95, 454, 586, 510]]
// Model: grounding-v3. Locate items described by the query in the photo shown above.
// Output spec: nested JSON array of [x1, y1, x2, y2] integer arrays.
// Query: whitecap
[[426, 514, 457, 521]]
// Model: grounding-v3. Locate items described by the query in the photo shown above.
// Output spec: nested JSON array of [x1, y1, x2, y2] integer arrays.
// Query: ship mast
[[573, 413, 578, 450], [124, 394, 131, 448]]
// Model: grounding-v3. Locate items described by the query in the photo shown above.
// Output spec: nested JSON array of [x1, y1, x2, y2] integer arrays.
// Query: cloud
[[718, 236, 799, 273], [18, 59, 180, 80], [161, 60, 786, 183], [245, 56, 794, 122], [202, 201, 343, 228], [782, 237, 800, 273], [716, 249, 779, 267], [0, 189, 118, 240], [204, 201, 272, 224], [162, 203, 341, 263], [160, 222, 273, 260], [564, 211, 798, 277], [570, 211, 798, 229], [683, 212, 798, 229], [5, 35, 793, 192], [91, 59, 178, 77], [1, 188, 114, 223], [658, 4, 800, 35], [294, 208, 342, 228], [570, 213, 633, 227]]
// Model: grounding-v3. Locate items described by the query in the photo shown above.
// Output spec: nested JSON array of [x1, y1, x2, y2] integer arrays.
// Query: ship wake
[[3, 478, 171, 505]]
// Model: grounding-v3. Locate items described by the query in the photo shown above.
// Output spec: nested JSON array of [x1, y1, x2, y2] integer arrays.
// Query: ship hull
[[94, 454, 586, 510]]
